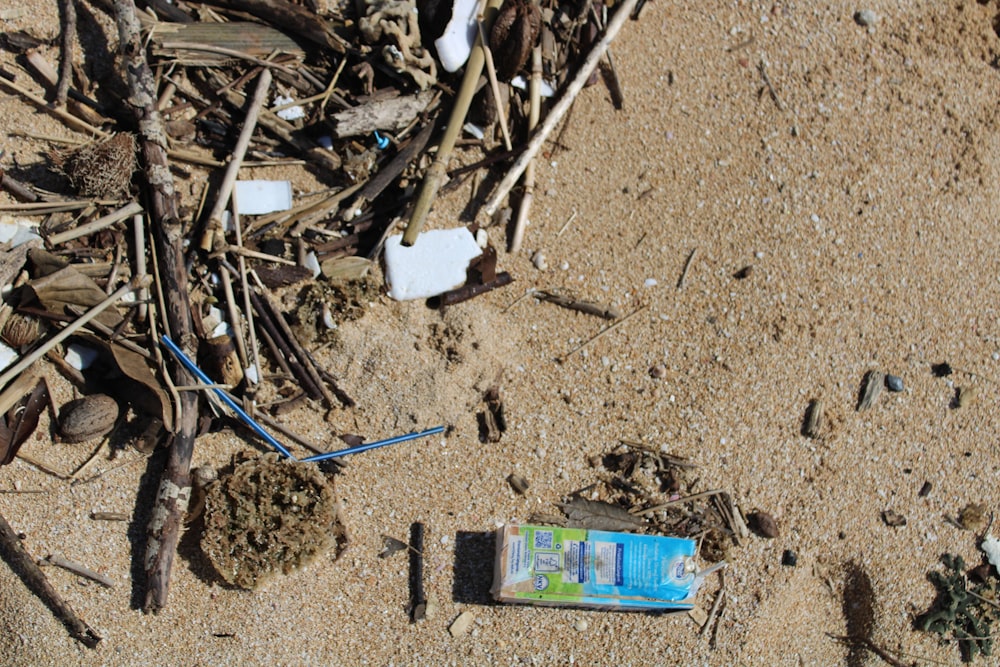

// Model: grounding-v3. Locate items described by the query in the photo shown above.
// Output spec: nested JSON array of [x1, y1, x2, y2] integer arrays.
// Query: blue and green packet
[[492, 524, 702, 611]]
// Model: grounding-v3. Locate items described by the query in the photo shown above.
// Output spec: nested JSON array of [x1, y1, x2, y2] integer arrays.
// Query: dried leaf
[[76, 333, 174, 432], [0, 379, 48, 465], [557, 497, 645, 532], [27, 266, 124, 328], [379, 535, 408, 559], [320, 257, 372, 281]]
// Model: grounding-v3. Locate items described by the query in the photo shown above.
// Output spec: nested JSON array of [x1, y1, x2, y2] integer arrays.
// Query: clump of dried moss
[[50, 133, 137, 199], [201, 453, 347, 589]]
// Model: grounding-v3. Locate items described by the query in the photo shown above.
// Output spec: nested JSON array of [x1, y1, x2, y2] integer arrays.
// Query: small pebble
[[931, 362, 952, 377], [781, 550, 797, 567], [649, 363, 667, 379], [885, 374, 904, 392], [531, 251, 548, 271], [573, 619, 588, 632], [918, 481, 932, 498], [854, 9, 877, 27], [644, 278, 658, 287], [748, 511, 780, 538], [449, 611, 475, 637]]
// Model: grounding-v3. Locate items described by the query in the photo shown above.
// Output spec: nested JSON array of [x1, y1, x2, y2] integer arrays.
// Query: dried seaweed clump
[[201, 453, 346, 589], [50, 133, 137, 199], [916, 554, 999, 662]]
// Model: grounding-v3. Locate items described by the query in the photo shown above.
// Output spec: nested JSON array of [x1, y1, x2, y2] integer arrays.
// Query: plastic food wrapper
[[492, 524, 703, 611]]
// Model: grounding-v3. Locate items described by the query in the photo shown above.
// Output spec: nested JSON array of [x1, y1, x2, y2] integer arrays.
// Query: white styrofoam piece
[[0, 217, 41, 247], [983, 534, 1000, 569], [273, 95, 306, 121], [304, 250, 321, 278], [511, 75, 556, 97], [65, 343, 99, 370], [234, 180, 293, 215], [384, 228, 482, 301], [0, 341, 16, 371], [244, 363, 259, 385], [434, 0, 479, 72]]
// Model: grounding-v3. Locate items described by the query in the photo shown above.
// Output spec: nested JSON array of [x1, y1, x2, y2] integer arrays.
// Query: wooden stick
[[402, 0, 501, 245], [113, 0, 200, 614], [0, 511, 101, 647], [219, 268, 249, 374], [0, 77, 108, 139], [55, 0, 77, 108], [677, 247, 697, 288], [23, 50, 108, 126], [199, 68, 272, 251], [47, 201, 143, 246], [510, 46, 542, 254], [0, 278, 145, 390], [483, 0, 640, 217], [477, 23, 512, 151]]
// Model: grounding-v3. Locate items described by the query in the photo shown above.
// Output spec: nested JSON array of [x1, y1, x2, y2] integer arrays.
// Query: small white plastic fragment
[[65, 343, 99, 370], [434, 0, 479, 72], [475, 228, 488, 249], [273, 95, 306, 121], [383, 228, 482, 301], [462, 123, 484, 140], [244, 364, 260, 385], [0, 341, 16, 371], [234, 181, 293, 215], [982, 534, 1000, 569], [0, 216, 42, 247]]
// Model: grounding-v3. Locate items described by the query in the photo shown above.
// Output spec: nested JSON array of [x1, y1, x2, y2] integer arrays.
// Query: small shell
[[531, 251, 548, 271], [58, 394, 119, 443]]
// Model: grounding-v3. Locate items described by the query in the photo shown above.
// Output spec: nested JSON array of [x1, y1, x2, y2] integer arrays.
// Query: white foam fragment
[[244, 363, 259, 385], [383, 228, 482, 301], [0, 341, 17, 371], [511, 75, 556, 97], [0, 216, 41, 247], [273, 95, 306, 121], [211, 321, 232, 338], [463, 123, 484, 140], [65, 343, 99, 370], [234, 181, 293, 215], [434, 0, 479, 72], [304, 250, 321, 279], [983, 534, 1000, 569]]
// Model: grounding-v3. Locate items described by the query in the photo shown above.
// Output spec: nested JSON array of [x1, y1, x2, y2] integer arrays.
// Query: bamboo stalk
[[47, 201, 143, 246], [510, 46, 541, 253], [483, 0, 640, 217], [401, 0, 501, 246]]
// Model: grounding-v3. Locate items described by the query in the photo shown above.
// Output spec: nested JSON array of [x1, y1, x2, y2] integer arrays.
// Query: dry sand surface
[[2, 0, 1000, 665]]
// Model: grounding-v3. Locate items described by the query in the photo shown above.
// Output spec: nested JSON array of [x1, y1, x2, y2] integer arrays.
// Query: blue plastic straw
[[300, 425, 445, 463], [160, 335, 295, 460]]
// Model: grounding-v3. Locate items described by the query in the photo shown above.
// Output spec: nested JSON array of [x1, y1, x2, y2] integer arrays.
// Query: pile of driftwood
[[0, 0, 641, 646]]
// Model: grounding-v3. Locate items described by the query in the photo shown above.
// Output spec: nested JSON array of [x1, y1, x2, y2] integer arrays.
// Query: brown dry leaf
[[26, 266, 124, 328], [557, 497, 646, 532], [0, 378, 48, 465], [76, 333, 174, 433], [378, 535, 409, 559]]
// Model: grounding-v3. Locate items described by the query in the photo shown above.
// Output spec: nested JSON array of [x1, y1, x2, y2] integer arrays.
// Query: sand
[[1, 0, 1000, 664]]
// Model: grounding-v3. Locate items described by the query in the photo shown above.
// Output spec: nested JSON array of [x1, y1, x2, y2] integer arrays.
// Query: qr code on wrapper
[[533, 530, 554, 550]]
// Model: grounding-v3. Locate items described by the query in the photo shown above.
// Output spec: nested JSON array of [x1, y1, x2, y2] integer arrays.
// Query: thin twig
[[677, 247, 697, 289], [200, 68, 272, 251], [758, 59, 785, 111], [0, 77, 108, 139], [630, 489, 725, 516], [557, 304, 647, 363], [43, 552, 114, 589], [483, 0, 641, 217]]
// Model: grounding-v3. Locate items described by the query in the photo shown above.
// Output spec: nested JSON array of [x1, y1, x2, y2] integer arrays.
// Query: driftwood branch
[[0, 510, 101, 647], [113, 0, 200, 614]]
